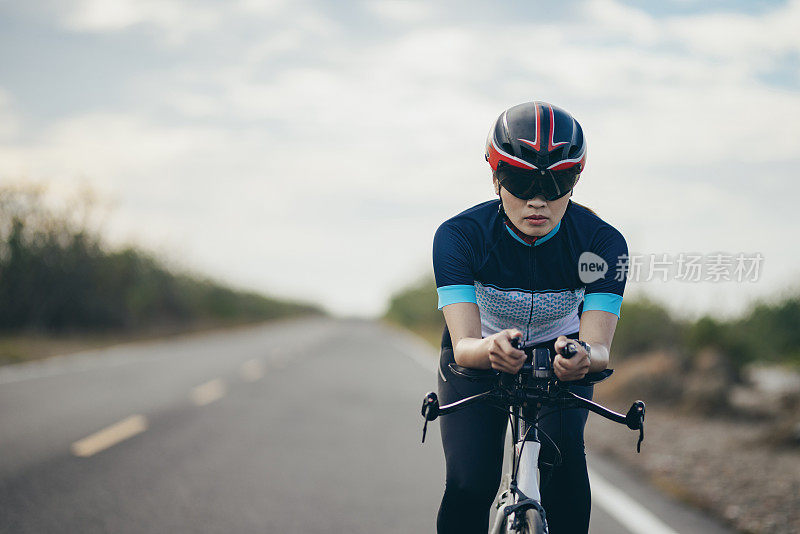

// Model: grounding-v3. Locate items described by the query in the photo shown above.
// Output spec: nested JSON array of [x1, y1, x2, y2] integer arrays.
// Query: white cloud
[[665, 0, 800, 58], [4, 0, 800, 315], [65, 0, 144, 31], [64, 0, 220, 44], [1, 113, 213, 181], [583, 0, 662, 45], [237, 0, 287, 16], [364, 0, 435, 23], [0, 89, 20, 141]]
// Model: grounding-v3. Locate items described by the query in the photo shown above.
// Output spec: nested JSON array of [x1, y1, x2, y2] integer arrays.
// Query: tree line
[[0, 184, 320, 334]]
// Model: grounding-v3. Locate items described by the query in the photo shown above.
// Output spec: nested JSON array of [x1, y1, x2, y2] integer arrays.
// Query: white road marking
[[395, 328, 679, 534], [240, 359, 264, 382], [190, 378, 226, 406], [589, 468, 679, 534], [70, 415, 148, 457]]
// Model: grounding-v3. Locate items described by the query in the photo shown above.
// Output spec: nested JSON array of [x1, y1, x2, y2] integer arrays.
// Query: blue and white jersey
[[433, 199, 628, 347]]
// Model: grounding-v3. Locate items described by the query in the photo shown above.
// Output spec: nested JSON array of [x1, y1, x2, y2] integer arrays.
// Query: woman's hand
[[485, 329, 525, 374], [553, 335, 590, 381]]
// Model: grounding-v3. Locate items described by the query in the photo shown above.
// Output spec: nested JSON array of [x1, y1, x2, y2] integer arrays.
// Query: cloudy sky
[[1, 0, 799, 317]]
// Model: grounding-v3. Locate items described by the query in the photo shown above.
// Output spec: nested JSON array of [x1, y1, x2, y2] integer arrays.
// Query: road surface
[[0, 318, 732, 533]]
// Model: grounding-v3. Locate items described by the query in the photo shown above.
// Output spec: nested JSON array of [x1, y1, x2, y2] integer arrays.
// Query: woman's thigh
[[437, 348, 508, 491], [535, 384, 593, 533], [536, 384, 593, 454]]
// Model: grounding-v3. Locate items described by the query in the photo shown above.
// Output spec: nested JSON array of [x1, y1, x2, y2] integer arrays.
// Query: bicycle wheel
[[492, 502, 546, 534], [495, 509, 545, 534], [521, 509, 546, 534]]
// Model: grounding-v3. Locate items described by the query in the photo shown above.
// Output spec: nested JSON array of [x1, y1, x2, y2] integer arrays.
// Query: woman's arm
[[553, 309, 618, 381], [442, 302, 526, 373]]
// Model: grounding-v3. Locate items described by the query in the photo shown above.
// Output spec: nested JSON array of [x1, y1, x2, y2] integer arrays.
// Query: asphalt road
[[0, 318, 732, 533]]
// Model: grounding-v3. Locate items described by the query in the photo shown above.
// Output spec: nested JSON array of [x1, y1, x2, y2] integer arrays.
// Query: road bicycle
[[420, 341, 646, 533]]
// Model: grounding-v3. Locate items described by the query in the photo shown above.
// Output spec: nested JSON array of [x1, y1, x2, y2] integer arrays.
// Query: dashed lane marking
[[240, 359, 264, 382], [190, 378, 226, 406], [70, 415, 148, 457]]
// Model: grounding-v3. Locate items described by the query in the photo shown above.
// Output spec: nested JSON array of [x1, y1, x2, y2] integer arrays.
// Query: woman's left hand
[[553, 336, 590, 381]]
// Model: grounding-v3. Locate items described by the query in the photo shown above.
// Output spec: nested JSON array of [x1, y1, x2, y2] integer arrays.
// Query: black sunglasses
[[496, 165, 579, 201]]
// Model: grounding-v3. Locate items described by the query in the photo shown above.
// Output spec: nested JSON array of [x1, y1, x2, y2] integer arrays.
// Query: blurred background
[[1, 1, 799, 533]]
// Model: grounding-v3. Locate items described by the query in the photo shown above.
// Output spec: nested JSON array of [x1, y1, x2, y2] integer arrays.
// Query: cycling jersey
[[433, 199, 628, 346]]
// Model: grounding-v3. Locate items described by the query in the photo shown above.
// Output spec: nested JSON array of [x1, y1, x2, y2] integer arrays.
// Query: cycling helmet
[[485, 101, 586, 174]]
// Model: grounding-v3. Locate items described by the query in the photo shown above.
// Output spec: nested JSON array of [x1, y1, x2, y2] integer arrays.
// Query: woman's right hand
[[485, 329, 526, 374]]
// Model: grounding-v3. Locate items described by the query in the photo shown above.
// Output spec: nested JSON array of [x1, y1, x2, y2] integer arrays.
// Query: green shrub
[[384, 276, 444, 344], [385, 276, 441, 329], [0, 184, 320, 333], [611, 297, 686, 359], [739, 297, 800, 366]]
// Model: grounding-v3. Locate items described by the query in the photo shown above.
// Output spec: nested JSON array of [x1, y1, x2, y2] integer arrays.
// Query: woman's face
[[494, 176, 571, 237]]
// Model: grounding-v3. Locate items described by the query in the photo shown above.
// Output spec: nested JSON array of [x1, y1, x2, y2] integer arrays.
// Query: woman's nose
[[527, 196, 547, 207]]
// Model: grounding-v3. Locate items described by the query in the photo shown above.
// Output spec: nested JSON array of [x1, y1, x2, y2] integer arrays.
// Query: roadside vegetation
[[384, 276, 445, 347], [0, 184, 321, 364], [385, 275, 800, 370], [384, 276, 800, 430]]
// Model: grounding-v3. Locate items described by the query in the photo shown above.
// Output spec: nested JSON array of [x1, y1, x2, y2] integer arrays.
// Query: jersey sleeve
[[432, 222, 477, 310], [582, 225, 628, 317]]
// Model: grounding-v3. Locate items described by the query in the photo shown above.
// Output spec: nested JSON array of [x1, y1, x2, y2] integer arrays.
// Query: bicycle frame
[[490, 398, 545, 534]]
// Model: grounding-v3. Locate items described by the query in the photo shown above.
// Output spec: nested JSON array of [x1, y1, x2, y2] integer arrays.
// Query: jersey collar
[[504, 219, 561, 246], [501, 206, 561, 247]]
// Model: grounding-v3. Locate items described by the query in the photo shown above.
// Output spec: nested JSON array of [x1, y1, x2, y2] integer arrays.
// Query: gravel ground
[[585, 405, 800, 534]]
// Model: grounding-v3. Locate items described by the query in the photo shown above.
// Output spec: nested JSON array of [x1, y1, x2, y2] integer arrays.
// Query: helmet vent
[[519, 145, 537, 159]]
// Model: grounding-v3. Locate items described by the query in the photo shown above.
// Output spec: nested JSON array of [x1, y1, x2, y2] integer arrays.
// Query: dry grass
[[595, 350, 685, 405], [587, 404, 800, 534], [589, 353, 800, 534], [0, 334, 112, 365]]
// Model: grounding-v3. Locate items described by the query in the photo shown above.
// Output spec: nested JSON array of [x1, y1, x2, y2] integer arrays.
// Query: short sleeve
[[582, 226, 628, 317], [432, 222, 477, 310]]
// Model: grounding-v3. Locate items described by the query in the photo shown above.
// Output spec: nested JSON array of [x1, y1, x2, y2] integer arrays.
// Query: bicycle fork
[[491, 405, 547, 533], [516, 439, 542, 502]]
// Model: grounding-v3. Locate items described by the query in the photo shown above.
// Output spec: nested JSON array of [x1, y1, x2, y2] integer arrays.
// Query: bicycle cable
[[476, 385, 571, 485], [511, 411, 563, 484]]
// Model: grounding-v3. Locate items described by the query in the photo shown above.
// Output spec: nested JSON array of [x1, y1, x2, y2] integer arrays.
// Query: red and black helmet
[[485, 101, 586, 174]]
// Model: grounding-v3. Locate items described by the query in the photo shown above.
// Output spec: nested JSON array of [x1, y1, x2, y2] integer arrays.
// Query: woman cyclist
[[433, 101, 628, 533]]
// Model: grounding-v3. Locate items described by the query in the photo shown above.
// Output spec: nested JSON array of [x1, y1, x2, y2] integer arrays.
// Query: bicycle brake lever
[[420, 392, 439, 444], [625, 400, 646, 453], [637, 418, 644, 453]]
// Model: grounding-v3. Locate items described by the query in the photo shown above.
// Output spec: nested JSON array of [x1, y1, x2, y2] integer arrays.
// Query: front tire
[[496, 505, 546, 534], [493, 474, 547, 533], [521, 509, 546, 534]]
